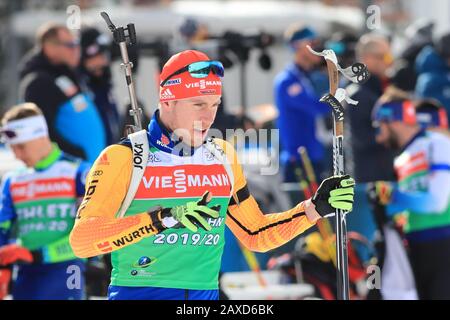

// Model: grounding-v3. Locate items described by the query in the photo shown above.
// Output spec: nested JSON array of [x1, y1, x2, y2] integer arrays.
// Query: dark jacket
[[390, 41, 432, 92], [19, 49, 106, 163], [81, 68, 121, 145], [346, 75, 397, 182]]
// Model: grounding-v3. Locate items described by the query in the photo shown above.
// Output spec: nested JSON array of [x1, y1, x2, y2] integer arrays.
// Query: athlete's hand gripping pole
[[306, 45, 369, 300]]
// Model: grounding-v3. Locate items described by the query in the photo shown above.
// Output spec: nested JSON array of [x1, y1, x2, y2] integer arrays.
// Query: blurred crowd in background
[[1, 0, 450, 300]]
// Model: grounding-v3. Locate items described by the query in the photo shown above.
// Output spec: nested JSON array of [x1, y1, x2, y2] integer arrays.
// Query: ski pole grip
[[127, 24, 137, 45]]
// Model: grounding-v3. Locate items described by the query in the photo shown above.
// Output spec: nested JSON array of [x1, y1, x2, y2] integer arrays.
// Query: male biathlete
[[0, 103, 89, 299], [70, 50, 356, 300]]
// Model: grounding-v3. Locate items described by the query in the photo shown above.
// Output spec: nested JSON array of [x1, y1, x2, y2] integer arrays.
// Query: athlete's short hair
[[1, 103, 43, 126]]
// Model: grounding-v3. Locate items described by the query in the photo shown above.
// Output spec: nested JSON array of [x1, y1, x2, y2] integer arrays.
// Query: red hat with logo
[[159, 50, 222, 102]]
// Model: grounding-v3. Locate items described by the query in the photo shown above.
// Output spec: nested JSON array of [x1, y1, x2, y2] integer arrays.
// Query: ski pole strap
[[320, 93, 345, 121], [204, 137, 236, 197], [306, 45, 369, 85], [337, 62, 369, 84], [117, 130, 149, 218], [228, 184, 250, 206]]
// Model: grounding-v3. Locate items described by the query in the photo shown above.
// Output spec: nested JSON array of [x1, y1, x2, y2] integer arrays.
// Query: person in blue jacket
[[415, 32, 450, 123], [18, 23, 106, 164], [273, 24, 330, 182], [0, 103, 89, 299]]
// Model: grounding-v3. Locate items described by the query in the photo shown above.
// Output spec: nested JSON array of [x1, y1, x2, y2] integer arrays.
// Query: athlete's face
[[161, 95, 221, 147], [375, 122, 401, 150], [10, 137, 50, 168]]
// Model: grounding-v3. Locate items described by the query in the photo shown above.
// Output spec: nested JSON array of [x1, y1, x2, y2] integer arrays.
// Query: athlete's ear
[[159, 101, 177, 114]]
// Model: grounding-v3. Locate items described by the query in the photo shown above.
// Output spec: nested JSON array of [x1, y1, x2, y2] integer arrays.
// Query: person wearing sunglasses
[[346, 33, 396, 184], [69, 49, 355, 300], [0, 103, 90, 300], [18, 23, 106, 164]]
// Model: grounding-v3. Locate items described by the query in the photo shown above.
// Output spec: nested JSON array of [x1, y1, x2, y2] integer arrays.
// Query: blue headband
[[372, 100, 417, 125]]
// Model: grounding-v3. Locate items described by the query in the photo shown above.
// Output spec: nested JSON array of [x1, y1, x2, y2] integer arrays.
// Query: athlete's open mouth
[[194, 127, 209, 135]]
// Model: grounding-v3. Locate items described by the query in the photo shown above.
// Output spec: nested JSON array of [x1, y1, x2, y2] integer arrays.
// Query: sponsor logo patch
[[161, 134, 170, 146], [55, 76, 78, 97], [132, 256, 157, 268], [161, 88, 175, 99], [71, 94, 88, 112], [287, 83, 302, 96], [10, 178, 75, 202], [185, 80, 221, 89], [164, 78, 181, 86], [199, 89, 216, 95], [136, 164, 230, 198], [98, 153, 109, 166]]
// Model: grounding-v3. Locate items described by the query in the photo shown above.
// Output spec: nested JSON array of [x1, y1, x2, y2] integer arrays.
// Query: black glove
[[311, 175, 355, 217]]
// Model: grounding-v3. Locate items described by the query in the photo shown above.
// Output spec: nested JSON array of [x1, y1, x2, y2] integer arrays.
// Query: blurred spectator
[[18, 23, 106, 163], [372, 88, 450, 299], [0, 103, 89, 300], [390, 20, 434, 92], [171, 17, 218, 64], [80, 27, 121, 145], [415, 32, 450, 123], [346, 33, 396, 183], [346, 34, 397, 269], [274, 24, 330, 182], [178, 18, 209, 47], [325, 31, 358, 71]]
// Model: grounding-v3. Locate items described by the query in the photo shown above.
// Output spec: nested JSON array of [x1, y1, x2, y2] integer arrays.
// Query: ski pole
[[298, 146, 318, 192], [306, 46, 369, 300], [237, 241, 267, 287], [101, 12, 143, 133], [294, 166, 313, 199]]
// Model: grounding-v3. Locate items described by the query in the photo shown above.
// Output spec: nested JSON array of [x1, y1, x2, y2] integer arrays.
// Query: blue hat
[[179, 18, 199, 38], [372, 100, 417, 125], [286, 26, 316, 48]]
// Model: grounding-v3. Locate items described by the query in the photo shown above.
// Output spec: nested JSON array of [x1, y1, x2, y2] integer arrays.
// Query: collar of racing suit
[[147, 109, 198, 157], [34, 143, 62, 171], [399, 128, 426, 153]]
